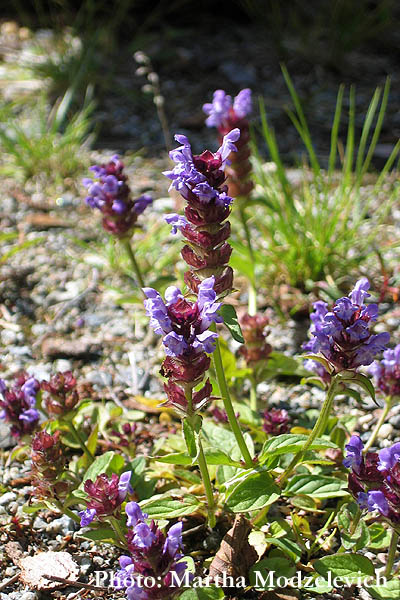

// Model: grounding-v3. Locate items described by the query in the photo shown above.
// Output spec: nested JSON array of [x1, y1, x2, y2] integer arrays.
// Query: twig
[[0, 573, 20, 592], [44, 575, 109, 591]]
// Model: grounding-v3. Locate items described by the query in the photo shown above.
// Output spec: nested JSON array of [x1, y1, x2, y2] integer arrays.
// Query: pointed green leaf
[[219, 304, 244, 343]]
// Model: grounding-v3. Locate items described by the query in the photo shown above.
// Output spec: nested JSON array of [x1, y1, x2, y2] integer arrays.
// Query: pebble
[[79, 556, 92, 575], [32, 516, 47, 530], [46, 515, 76, 535], [0, 492, 17, 506], [377, 423, 393, 439]]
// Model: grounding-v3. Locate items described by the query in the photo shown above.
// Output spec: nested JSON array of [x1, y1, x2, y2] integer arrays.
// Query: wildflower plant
[[83, 154, 152, 291], [280, 277, 389, 484], [0, 373, 40, 438]]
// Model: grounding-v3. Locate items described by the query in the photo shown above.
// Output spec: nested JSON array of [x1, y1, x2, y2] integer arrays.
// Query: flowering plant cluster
[[164, 130, 239, 296], [344, 435, 400, 525], [143, 277, 222, 414], [203, 88, 253, 198], [303, 278, 389, 377], [0, 373, 40, 438], [79, 471, 133, 526], [262, 408, 290, 436], [114, 502, 188, 599], [83, 155, 152, 237]]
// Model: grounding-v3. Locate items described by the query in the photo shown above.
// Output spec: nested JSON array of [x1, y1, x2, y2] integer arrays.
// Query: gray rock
[[32, 516, 47, 530], [0, 423, 14, 449], [378, 423, 394, 439], [46, 514, 76, 535], [86, 370, 113, 388], [19, 592, 38, 600], [0, 492, 17, 506], [79, 556, 92, 575]]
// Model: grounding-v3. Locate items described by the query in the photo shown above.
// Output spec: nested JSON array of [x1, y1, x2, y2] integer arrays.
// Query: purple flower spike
[[343, 435, 364, 472], [217, 128, 240, 164], [303, 278, 389, 373], [0, 373, 40, 438], [79, 508, 97, 527], [133, 194, 153, 215], [133, 522, 156, 549]]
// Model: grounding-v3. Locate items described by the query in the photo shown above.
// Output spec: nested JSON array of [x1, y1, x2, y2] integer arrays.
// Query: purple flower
[[203, 89, 252, 128], [143, 276, 221, 358], [343, 435, 364, 472], [357, 490, 389, 516], [114, 502, 188, 599], [233, 88, 252, 119], [303, 278, 389, 372], [203, 89, 232, 127], [0, 373, 40, 438], [378, 442, 400, 472], [263, 408, 290, 436], [118, 471, 134, 501], [133, 194, 153, 215], [82, 156, 152, 237], [163, 130, 239, 207], [370, 344, 400, 397], [79, 508, 97, 527], [164, 214, 188, 234]]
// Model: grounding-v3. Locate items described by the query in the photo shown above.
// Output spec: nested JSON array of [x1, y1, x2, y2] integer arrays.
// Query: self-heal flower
[[83, 155, 152, 237], [370, 344, 400, 397], [263, 408, 290, 436], [203, 88, 253, 198], [343, 435, 364, 472], [303, 278, 389, 373], [344, 436, 400, 524], [31, 431, 69, 500], [114, 502, 189, 599], [79, 471, 133, 526], [41, 371, 80, 416], [143, 277, 221, 414], [0, 373, 40, 438], [239, 313, 272, 366], [163, 132, 240, 295]]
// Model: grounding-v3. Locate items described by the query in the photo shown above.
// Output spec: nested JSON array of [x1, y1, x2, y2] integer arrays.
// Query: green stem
[[184, 388, 216, 528], [62, 506, 81, 524], [363, 395, 392, 453], [239, 205, 257, 316], [121, 238, 146, 292], [279, 377, 339, 486], [65, 420, 95, 464], [385, 528, 399, 579], [211, 324, 253, 468], [110, 516, 128, 547], [250, 376, 258, 412]]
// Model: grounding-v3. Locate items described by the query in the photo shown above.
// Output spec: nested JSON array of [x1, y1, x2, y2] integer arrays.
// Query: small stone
[[378, 423, 393, 439], [0, 492, 17, 506], [79, 556, 92, 575], [18, 593, 38, 600], [46, 515, 76, 535], [33, 516, 47, 530]]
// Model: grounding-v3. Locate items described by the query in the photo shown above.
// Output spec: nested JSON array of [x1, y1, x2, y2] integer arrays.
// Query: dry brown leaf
[[19, 551, 79, 590], [209, 514, 258, 586]]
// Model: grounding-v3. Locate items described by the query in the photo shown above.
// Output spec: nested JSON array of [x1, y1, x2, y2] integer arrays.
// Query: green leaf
[[226, 471, 280, 512], [259, 434, 337, 463], [368, 578, 400, 600], [314, 553, 375, 583], [180, 587, 225, 599], [368, 523, 391, 550], [260, 352, 308, 378], [78, 526, 119, 544], [153, 450, 242, 468], [183, 418, 197, 458], [302, 354, 332, 372], [22, 502, 47, 514], [219, 304, 244, 343], [342, 373, 376, 404], [140, 493, 201, 518], [80, 451, 124, 487], [338, 503, 370, 550], [284, 474, 348, 498], [263, 537, 303, 562]]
